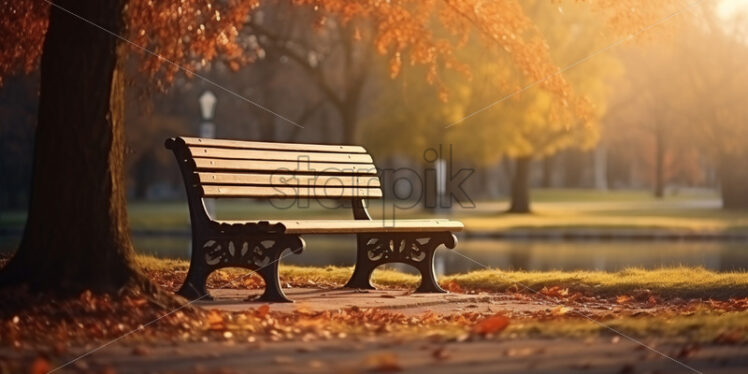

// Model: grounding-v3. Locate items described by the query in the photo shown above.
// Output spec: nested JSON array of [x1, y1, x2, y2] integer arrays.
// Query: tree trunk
[[719, 153, 748, 210], [508, 156, 532, 214], [654, 127, 665, 198], [540, 155, 553, 188], [340, 105, 358, 144], [0, 0, 143, 293]]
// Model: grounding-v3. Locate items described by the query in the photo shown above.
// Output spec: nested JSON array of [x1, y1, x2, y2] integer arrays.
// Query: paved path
[[200, 287, 551, 315]]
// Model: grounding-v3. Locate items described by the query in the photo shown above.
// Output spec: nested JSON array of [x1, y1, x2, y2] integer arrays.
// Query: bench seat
[[216, 219, 464, 234]]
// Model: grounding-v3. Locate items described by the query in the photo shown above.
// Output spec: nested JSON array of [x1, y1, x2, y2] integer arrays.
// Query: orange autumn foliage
[[1, 0, 676, 106]]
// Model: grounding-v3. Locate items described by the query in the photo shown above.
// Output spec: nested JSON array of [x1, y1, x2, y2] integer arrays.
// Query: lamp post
[[199, 90, 217, 217]]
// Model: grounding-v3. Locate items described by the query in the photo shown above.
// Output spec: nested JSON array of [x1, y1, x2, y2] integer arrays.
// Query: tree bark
[[540, 155, 553, 188], [719, 153, 748, 210], [508, 156, 532, 214], [340, 104, 359, 144], [654, 127, 665, 198], [0, 0, 143, 293]]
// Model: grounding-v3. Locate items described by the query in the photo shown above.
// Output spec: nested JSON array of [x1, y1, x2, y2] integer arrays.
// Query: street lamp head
[[198, 90, 217, 120]]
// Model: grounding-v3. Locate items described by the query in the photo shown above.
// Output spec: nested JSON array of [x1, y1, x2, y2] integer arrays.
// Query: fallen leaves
[[440, 280, 465, 293], [616, 295, 634, 304], [471, 313, 510, 335], [541, 286, 570, 298], [550, 306, 572, 316], [29, 356, 50, 374], [256, 304, 270, 318]]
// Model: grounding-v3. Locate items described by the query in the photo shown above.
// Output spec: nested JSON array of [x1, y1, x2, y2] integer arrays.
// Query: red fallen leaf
[[29, 356, 51, 374], [471, 313, 510, 335], [616, 295, 633, 304], [441, 280, 464, 293], [257, 304, 270, 318], [364, 352, 402, 372], [541, 286, 569, 298]]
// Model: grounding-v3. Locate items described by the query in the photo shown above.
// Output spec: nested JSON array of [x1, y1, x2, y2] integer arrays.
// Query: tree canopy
[[2, 0, 677, 104]]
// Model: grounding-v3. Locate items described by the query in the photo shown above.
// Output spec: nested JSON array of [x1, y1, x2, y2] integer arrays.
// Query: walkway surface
[[200, 287, 550, 315], [3, 288, 747, 374]]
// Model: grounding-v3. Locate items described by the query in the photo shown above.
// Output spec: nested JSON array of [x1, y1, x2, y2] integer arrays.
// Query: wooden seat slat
[[182, 136, 367, 153], [192, 158, 378, 175], [188, 146, 374, 164], [216, 219, 464, 234], [197, 172, 381, 188], [202, 185, 383, 198]]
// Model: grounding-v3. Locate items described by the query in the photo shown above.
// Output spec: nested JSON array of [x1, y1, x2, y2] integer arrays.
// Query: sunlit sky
[[719, 0, 748, 18]]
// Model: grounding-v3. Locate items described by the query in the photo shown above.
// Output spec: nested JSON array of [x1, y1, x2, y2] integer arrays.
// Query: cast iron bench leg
[[344, 232, 456, 293], [255, 259, 292, 302], [177, 234, 304, 303], [177, 261, 213, 301]]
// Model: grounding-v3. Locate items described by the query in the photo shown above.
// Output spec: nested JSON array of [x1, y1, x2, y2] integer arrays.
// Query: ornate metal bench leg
[[177, 239, 213, 301], [255, 258, 293, 303], [178, 234, 304, 303], [177, 266, 212, 300], [344, 235, 377, 289], [414, 247, 446, 293], [343, 232, 457, 293]]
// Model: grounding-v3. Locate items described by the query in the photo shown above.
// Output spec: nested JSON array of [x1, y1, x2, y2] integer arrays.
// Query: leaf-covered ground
[[1, 255, 748, 374]]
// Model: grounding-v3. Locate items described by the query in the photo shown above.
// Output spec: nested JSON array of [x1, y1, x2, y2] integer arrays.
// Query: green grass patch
[[3, 188, 746, 233], [509, 310, 748, 342], [135, 255, 748, 300]]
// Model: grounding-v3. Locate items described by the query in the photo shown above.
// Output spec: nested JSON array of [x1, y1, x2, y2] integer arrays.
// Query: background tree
[[363, 0, 625, 213], [245, 1, 377, 144], [608, 6, 748, 208]]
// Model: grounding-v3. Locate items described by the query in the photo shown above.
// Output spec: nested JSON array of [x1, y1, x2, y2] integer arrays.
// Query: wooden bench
[[165, 136, 463, 302]]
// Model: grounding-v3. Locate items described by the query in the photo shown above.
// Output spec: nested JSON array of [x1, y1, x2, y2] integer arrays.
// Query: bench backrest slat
[[189, 147, 373, 164], [181, 136, 368, 153], [192, 158, 377, 175], [197, 172, 381, 187], [166, 137, 383, 200], [202, 185, 382, 198]]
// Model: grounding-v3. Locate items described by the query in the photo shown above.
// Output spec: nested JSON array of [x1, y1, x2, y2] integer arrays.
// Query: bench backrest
[[166, 137, 382, 205]]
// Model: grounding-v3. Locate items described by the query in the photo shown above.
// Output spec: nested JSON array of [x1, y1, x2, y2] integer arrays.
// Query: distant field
[[2, 188, 746, 233]]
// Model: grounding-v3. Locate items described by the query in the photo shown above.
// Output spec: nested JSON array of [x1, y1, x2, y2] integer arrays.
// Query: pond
[[4, 234, 744, 275]]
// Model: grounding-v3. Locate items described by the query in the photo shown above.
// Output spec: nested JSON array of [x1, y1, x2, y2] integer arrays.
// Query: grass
[[136, 255, 748, 300], [507, 310, 748, 343], [2, 188, 747, 233], [441, 267, 748, 299]]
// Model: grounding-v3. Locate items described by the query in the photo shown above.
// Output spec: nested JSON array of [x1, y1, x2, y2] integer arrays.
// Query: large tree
[[0, 0, 675, 296], [362, 0, 627, 213]]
